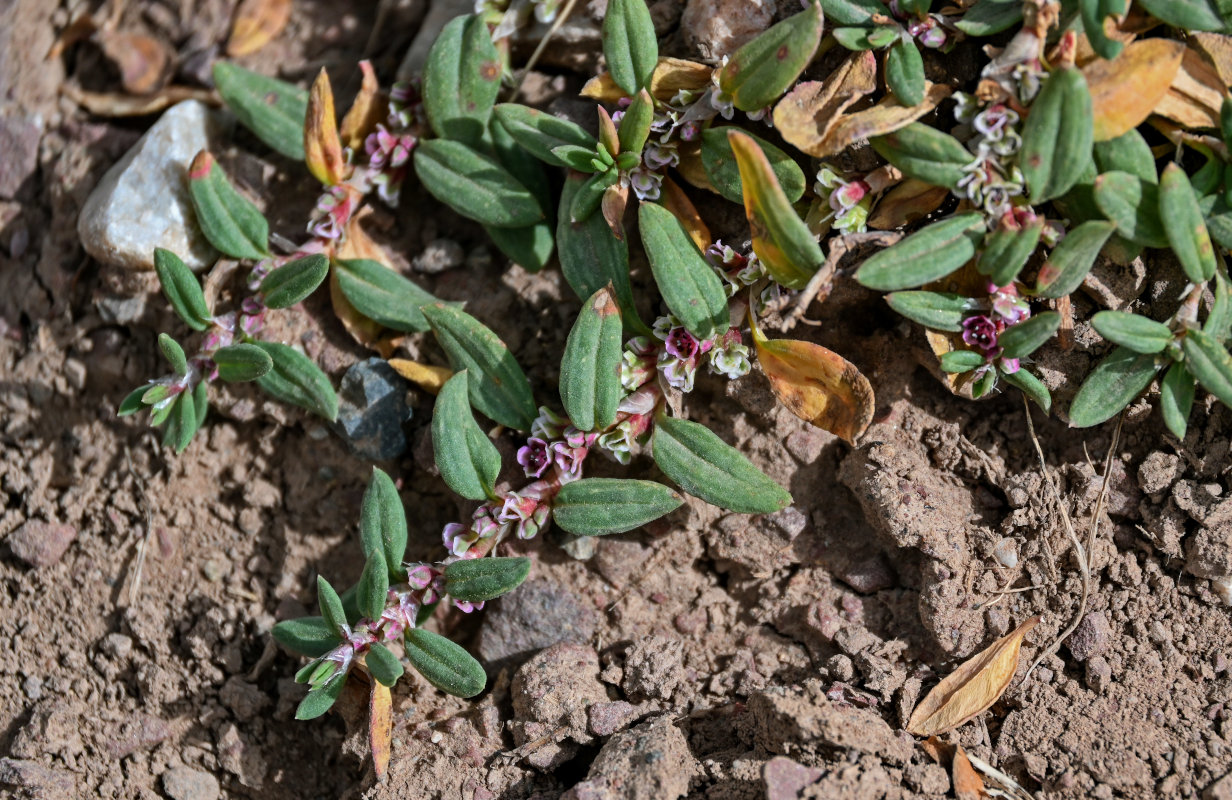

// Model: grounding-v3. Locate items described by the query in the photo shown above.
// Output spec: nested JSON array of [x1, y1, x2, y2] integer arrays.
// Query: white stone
[[78, 100, 230, 272]]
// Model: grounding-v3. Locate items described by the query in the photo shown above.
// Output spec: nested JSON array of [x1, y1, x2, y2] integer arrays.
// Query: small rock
[[1085, 655, 1112, 693], [217, 722, 266, 788], [8, 519, 77, 568], [747, 681, 912, 764], [588, 701, 642, 737], [63, 358, 88, 391], [476, 577, 599, 666], [825, 654, 855, 682], [94, 292, 149, 325], [682, 0, 774, 61], [21, 675, 43, 700], [1137, 451, 1181, 496], [0, 109, 43, 198], [562, 716, 697, 800], [105, 713, 171, 759], [0, 757, 75, 797], [764, 756, 824, 800], [1186, 523, 1232, 580], [161, 766, 221, 800], [1066, 611, 1112, 662], [511, 643, 607, 770], [220, 677, 270, 722], [837, 555, 897, 594], [623, 635, 684, 703], [78, 100, 228, 271], [334, 358, 412, 461], [101, 633, 133, 660], [413, 238, 465, 274], [904, 762, 950, 795]]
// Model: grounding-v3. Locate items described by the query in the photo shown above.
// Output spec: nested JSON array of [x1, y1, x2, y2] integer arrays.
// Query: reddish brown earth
[[1, 2, 1230, 799]]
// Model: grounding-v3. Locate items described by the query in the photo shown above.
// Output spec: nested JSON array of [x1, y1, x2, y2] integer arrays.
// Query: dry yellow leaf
[[1190, 33, 1232, 89], [581, 57, 713, 103], [388, 359, 452, 394], [867, 178, 950, 230], [1083, 38, 1184, 141], [227, 0, 292, 57], [809, 83, 952, 159], [773, 52, 877, 157], [658, 177, 711, 251], [62, 84, 217, 117], [368, 679, 392, 781], [305, 68, 346, 186], [1153, 47, 1228, 132], [673, 141, 714, 192], [906, 615, 1040, 736], [953, 745, 987, 800], [340, 61, 385, 152], [750, 313, 875, 445]]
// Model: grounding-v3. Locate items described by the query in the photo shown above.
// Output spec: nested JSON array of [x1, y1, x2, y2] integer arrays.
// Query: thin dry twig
[[778, 231, 903, 332], [509, 0, 582, 103], [1021, 397, 1123, 681]]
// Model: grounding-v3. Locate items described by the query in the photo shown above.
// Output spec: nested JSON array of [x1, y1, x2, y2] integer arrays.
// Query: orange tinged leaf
[[601, 182, 630, 241], [1152, 47, 1228, 132], [305, 68, 346, 186], [1083, 38, 1184, 141], [227, 0, 292, 57], [906, 615, 1040, 736], [657, 177, 711, 251], [340, 61, 385, 152], [673, 140, 714, 192], [773, 52, 877, 157], [581, 57, 713, 102], [816, 84, 951, 159], [867, 178, 950, 230], [750, 313, 875, 445], [388, 359, 452, 394], [96, 31, 172, 95], [597, 106, 620, 156], [953, 746, 987, 800], [369, 680, 392, 781]]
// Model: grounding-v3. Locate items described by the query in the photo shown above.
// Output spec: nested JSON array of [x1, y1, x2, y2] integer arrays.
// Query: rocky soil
[[1, 1, 1230, 799]]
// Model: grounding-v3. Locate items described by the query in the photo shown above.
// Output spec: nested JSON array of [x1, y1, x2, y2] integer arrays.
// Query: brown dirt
[[1, 2, 1230, 799]]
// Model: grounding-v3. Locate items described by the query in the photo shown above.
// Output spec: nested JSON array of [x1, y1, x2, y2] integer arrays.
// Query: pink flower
[[961, 314, 1000, 356], [517, 437, 552, 478], [664, 327, 700, 360]]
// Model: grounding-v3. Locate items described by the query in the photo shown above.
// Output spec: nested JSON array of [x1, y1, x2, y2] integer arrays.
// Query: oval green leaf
[[1182, 328, 1232, 408], [432, 372, 502, 502], [639, 202, 730, 338], [1034, 220, 1115, 299], [1160, 163, 1217, 284], [998, 311, 1060, 359], [365, 642, 404, 687], [870, 123, 973, 190], [1069, 345, 1158, 427], [158, 333, 187, 375], [316, 576, 347, 638], [360, 467, 408, 581], [1160, 361, 1194, 439], [272, 616, 340, 658], [856, 213, 984, 291], [253, 341, 339, 421], [718, 1, 824, 112], [333, 257, 437, 332], [978, 221, 1044, 286], [561, 287, 624, 431], [154, 248, 211, 331], [404, 628, 486, 698], [1091, 310, 1173, 354], [261, 254, 330, 309], [493, 104, 599, 168], [552, 477, 684, 536], [885, 37, 925, 107], [884, 291, 973, 332], [423, 14, 502, 147], [414, 139, 544, 228], [1020, 67, 1094, 204], [188, 152, 270, 261], [1002, 367, 1052, 413], [603, 0, 659, 95], [212, 62, 307, 160], [701, 127, 805, 204], [443, 556, 532, 602], [1093, 171, 1167, 247], [213, 343, 274, 382]]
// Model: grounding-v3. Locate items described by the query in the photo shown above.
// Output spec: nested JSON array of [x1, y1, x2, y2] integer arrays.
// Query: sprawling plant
[[116, 0, 1232, 769]]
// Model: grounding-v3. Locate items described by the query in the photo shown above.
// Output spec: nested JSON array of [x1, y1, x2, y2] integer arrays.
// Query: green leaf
[[486, 222, 556, 273], [1080, 0, 1128, 60], [357, 550, 390, 621], [423, 14, 502, 147], [939, 349, 986, 373], [295, 674, 347, 720], [413, 139, 544, 228], [1205, 265, 1232, 340], [188, 152, 270, 261], [955, 0, 1022, 34], [885, 37, 925, 107], [1160, 163, 1217, 284], [978, 221, 1044, 286], [1182, 328, 1232, 408], [158, 333, 187, 375], [651, 412, 791, 514], [443, 557, 531, 602], [639, 202, 730, 338], [118, 386, 148, 416], [261, 254, 330, 309], [492, 104, 598, 168], [317, 576, 347, 638], [552, 478, 684, 536], [154, 248, 211, 331], [332, 258, 437, 333], [603, 0, 659, 95], [898, 0, 932, 14], [560, 287, 624, 431], [821, 0, 890, 26], [717, 1, 824, 111], [163, 391, 199, 453], [193, 380, 210, 431], [618, 90, 655, 156], [365, 642, 404, 687], [884, 291, 973, 332], [701, 127, 805, 204], [360, 467, 408, 581], [998, 311, 1060, 359], [1136, 0, 1230, 32], [422, 304, 537, 431], [272, 616, 341, 658], [570, 169, 618, 224], [832, 26, 886, 50], [1160, 361, 1194, 439], [1092, 129, 1155, 183], [1069, 345, 1159, 427], [253, 341, 339, 421], [432, 372, 502, 502], [213, 343, 273, 382], [558, 174, 647, 334], [870, 123, 973, 190], [1034, 220, 1115, 299], [1093, 172, 1168, 248], [212, 62, 307, 160], [1091, 310, 1173, 354], [1020, 67, 1094, 204], [855, 213, 984, 291], [404, 628, 486, 698], [1209, 211, 1232, 252], [1002, 367, 1052, 413]]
